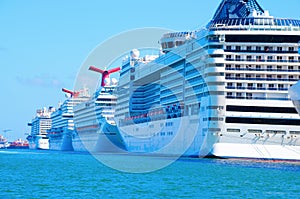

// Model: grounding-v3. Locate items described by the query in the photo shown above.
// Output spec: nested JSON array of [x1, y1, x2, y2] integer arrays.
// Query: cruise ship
[[73, 66, 125, 152], [114, 0, 300, 160], [47, 88, 89, 151], [27, 107, 55, 150]]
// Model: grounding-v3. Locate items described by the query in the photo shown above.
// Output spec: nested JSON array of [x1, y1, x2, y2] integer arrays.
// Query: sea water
[[0, 149, 299, 198]]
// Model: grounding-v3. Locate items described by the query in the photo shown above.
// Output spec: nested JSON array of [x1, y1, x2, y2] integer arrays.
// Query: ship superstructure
[[114, 0, 300, 160], [27, 107, 55, 150]]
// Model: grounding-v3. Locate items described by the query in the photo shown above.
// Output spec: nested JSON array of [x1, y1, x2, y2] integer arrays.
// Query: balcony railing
[[226, 86, 288, 91], [225, 68, 300, 72], [224, 49, 299, 54], [225, 77, 298, 82], [226, 96, 290, 101], [225, 58, 300, 63]]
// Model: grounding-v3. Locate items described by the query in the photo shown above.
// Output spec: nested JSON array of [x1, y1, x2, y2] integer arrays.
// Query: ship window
[[227, 92, 232, 96], [248, 129, 262, 133], [167, 42, 174, 48], [288, 66, 294, 70], [247, 46, 252, 51], [278, 84, 284, 88], [176, 41, 184, 46], [227, 128, 240, 133], [209, 45, 223, 49], [277, 75, 282, 79], [256, 56, 262, 61], [210, 54, 223, 58], [256, 46, 261, 51], [226, 46, 232, 50], [290, 131, 300, 135], [236, 65, 241, 69], [289, 56, 294, 60], [277, 66, 282, 70], [236, 93, 242, 97], [267, 56, 273, 61], [226, 55, 232, 59], [289, 47, 294, 52], [257, 83, 263, 88], [246, 93, 252, 99], [246, 56, 252, 61], [267, 75, 272, 78], [289, 75, 294, 79], [236, 46, 241, 51], [267, 65, 272, 70], [226, 64, 231, 68], [161, 43, 167, 49], [235, 55, 241, 60], [277, 47, 283, 51], [226, 117, 300, 126], [277, 56, 283, 61], [269, 84, 274, 88], [256, 65, 261, 69]]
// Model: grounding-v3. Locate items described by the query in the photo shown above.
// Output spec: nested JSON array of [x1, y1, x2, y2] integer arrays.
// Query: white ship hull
[[49, 131, 74, 151], [72, 129, 99, 152], [95, 119, 126, 152], [72, 133, 87, 152], [118, 114, 217, 157], [73, 121, 126, 153], [28, 136, 49, 150], [212, 143, 300, 161]]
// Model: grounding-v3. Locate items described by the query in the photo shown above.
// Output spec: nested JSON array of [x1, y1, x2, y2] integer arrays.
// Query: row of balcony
[[225, 77, 298, 82], [225, 68, 300, 72], [225, 58, 300, 63], [226, 96, 290, 101], [226, 86, 288, 91], [224, 50, 298, 54]]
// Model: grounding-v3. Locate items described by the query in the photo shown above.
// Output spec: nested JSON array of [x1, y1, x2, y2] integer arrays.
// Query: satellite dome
[[111, 78, 118, 85], [130, 49, 140, 59]]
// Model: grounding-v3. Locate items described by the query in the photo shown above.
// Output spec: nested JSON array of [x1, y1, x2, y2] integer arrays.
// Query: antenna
[[89, 66, 120, 87]]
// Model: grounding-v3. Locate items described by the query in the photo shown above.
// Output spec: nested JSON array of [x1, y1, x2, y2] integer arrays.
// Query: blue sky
[[0, 0, 299, 140]]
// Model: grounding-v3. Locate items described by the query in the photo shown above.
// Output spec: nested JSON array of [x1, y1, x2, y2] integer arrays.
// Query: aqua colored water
[[0, 149, 299, 198]]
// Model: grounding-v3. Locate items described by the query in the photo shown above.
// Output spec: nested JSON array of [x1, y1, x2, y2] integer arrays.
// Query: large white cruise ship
[[27, 107, 55, 150], [47, 88, 89, 151], [73, 66, 125, 152], [114, 0, 300, 160]]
